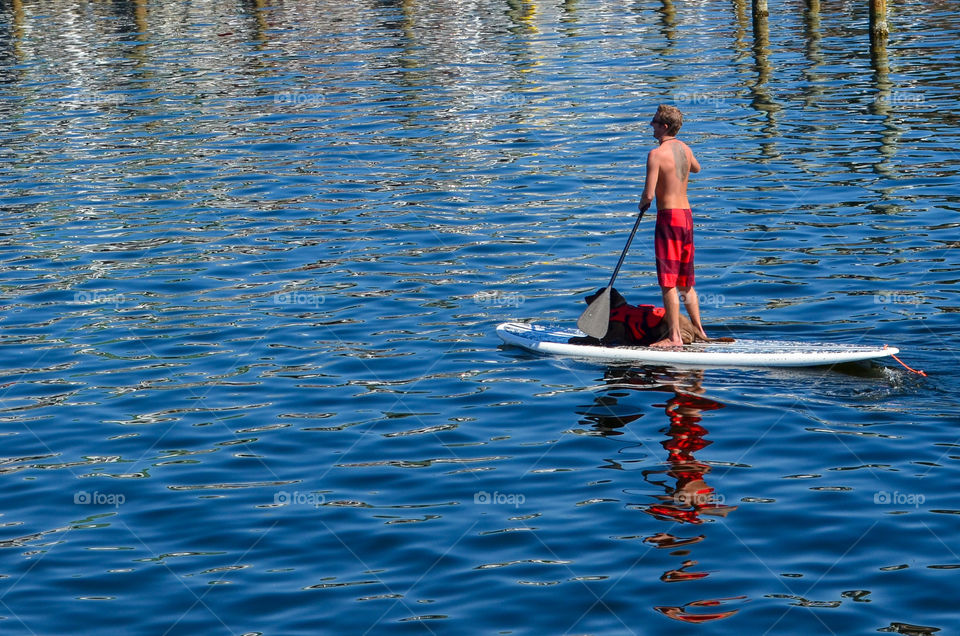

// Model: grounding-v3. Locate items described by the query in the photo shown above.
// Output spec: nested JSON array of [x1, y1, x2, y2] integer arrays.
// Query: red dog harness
[[608, 304, 665, 344]]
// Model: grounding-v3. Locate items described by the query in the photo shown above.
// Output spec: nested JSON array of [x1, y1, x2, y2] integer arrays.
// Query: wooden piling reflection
[[658, 0, 679, 49], [731, 0, 749, 55], [9, 0, 25, 64], [801, 0, 824, 109], [749, 0, 779, 157], [869, 21, 899, 173], [751, 2, 770, 88]]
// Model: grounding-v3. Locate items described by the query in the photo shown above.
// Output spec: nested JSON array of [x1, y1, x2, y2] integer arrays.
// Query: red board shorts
[[655, 208, 695, 288]]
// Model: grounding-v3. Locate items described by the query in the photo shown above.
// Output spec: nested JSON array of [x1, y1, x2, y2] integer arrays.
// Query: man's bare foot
[[650, 338, 684, 348]]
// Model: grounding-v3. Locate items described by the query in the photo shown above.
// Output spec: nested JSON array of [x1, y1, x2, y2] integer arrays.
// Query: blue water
[[1, 0, 958, 633]]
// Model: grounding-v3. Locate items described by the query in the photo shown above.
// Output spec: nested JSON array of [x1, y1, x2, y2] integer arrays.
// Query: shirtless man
[[638, 105, 708, 347]]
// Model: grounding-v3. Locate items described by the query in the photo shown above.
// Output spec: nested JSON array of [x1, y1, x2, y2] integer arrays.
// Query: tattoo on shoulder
[[672, 143, 688, 180]]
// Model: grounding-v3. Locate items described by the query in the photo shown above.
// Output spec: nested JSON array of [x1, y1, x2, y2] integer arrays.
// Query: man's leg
[[651, 286, 684, 347], [679, 286, 708, 339]]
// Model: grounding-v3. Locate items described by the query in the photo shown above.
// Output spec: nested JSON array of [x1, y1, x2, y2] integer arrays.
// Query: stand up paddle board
[[497, 322, 898, 368]]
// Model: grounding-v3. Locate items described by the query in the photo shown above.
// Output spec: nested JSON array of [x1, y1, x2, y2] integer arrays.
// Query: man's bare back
[[639, 138, 700, 212]]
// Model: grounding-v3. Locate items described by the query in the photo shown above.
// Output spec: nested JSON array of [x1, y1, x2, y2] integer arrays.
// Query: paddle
[[577, 206, 648, 339]]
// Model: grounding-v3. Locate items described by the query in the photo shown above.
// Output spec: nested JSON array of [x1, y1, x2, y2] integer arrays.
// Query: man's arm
[[689, 148, 701, 174], [638, 149, 659, 212]]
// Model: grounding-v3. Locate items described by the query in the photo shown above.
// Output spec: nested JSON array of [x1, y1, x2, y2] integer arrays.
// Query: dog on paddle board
[[569, 288, 732, 347]]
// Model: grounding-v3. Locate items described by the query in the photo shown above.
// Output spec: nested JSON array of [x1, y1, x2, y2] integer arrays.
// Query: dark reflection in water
[[656, 0, 678, 52], [869, 24, 901, 175], [0, 0, 22, 82], [505, 0, 537, 34], [800, 0, 824, 110], [577, 368, 744, 623], [641, 389, 736, 526], [749, 0, 779, 158]]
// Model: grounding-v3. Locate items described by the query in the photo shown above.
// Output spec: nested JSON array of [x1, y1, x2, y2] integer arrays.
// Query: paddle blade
[[577, 288, 611, 339]]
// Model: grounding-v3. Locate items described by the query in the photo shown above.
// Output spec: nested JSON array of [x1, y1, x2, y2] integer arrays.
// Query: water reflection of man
[[642, 391, 737, 525], [577, 368, 745, 623], [576, 368, 736, 524]]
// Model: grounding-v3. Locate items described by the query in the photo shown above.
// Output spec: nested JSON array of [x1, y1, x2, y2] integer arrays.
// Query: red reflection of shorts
[[655, 208, 695, 288]]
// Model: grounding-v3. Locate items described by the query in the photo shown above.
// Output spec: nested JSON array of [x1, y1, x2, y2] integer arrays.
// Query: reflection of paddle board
[[497, 322, 898, 368]]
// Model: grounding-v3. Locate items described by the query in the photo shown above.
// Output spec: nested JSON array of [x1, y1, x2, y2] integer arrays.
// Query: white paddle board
[[497, 322, 898, 368]]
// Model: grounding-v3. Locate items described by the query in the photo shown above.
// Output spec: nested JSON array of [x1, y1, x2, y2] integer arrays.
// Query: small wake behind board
[[497, 322, 898, 368]]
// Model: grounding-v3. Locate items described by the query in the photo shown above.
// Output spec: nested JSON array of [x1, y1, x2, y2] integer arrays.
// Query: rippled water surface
[[1, 0, 959, 633]]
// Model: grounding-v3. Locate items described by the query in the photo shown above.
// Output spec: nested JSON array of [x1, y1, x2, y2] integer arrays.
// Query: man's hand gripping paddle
[[577, 207, 648, 339]]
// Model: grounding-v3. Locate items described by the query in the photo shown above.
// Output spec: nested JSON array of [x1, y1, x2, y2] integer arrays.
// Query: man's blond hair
[[655, 104, 683, 136]]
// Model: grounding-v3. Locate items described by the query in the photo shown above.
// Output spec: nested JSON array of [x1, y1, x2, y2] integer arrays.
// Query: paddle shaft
[[604, 207, 646, 290], [576, 207, 647, 338]]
